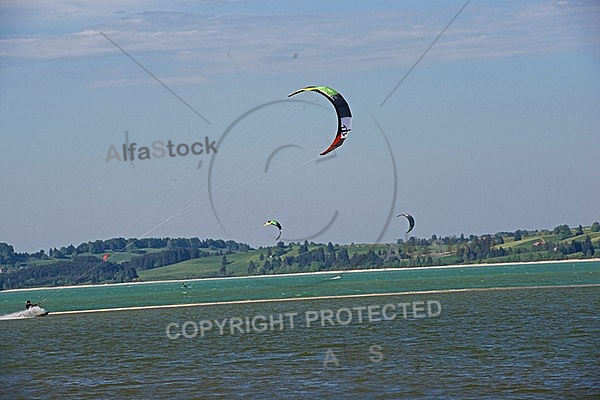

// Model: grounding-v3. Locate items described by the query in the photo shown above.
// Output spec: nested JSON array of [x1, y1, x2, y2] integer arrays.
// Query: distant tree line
[[0, 237, 252, 290], [46, 237, 250, 260], [122, 247, 225, 271], [247, 241, 404, 275], [245, 223, 600, 274], [0, 243, 27, 266], [1, 223, 598, 289], [0, 256, 138, 290]]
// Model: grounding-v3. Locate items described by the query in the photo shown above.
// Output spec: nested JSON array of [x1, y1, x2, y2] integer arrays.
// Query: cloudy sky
[[1, 0, 599, 252]]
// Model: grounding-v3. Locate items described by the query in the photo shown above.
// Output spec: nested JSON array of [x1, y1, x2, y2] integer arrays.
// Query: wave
[[0, 305, 49, 320]]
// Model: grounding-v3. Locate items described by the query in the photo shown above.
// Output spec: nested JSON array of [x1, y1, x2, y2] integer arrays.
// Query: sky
[[1, 0, 599, 253]]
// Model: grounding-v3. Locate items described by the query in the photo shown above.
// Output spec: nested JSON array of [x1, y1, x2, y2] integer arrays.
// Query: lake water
[[1, 261, 599, 398]]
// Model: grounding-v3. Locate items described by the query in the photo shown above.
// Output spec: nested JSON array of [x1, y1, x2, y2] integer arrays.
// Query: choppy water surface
[[1, 262, 599, 398]]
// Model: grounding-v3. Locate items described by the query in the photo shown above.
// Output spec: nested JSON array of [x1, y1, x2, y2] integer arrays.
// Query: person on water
[[25, 300, 38, 309]]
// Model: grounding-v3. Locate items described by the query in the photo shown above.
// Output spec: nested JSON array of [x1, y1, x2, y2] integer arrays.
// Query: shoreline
[[42, 283, 600, 315], [2, 258, 598, 294]]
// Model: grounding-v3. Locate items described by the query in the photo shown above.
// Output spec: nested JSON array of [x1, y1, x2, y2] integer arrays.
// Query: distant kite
[[397, 213, 415, 234], [264, 219, 283, 241], [102, 254, 109, 262], [288, 86, 352, 156]]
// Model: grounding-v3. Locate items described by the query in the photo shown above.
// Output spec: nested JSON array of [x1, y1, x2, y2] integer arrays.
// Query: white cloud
[[1, 1, 598, 79], [90, 74, 206, 88]]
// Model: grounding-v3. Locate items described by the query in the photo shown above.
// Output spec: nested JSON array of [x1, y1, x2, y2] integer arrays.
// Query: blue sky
[[1, 0, 599, 252]]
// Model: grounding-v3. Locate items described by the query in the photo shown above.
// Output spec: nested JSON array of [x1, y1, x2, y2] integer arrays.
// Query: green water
[[1, 261, 598, 315]]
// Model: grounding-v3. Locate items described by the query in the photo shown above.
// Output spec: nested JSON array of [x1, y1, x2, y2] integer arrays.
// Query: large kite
[[288, 86, 352, 156], [397, 213, 415, 234], [264, 219, 282, 241]]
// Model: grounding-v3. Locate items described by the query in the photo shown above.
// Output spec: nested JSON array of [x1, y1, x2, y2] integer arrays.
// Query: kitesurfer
[[25, 300, 38, 309]]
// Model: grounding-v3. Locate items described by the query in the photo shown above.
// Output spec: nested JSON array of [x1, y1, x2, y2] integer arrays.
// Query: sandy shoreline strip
[[45, 283, 600, 316], [2, 258, 598, 294]]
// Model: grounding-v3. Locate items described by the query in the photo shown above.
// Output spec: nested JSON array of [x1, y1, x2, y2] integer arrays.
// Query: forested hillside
[[1, 223, 599, 290]]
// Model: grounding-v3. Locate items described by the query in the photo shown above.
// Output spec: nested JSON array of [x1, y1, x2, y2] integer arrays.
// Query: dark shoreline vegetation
[[1, 223, 599, 290]]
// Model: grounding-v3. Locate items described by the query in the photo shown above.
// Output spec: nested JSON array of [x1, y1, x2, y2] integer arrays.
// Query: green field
[[137, 242, 397, 281], [494, 228, 600, 250], [138, 250, 258, 280]]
